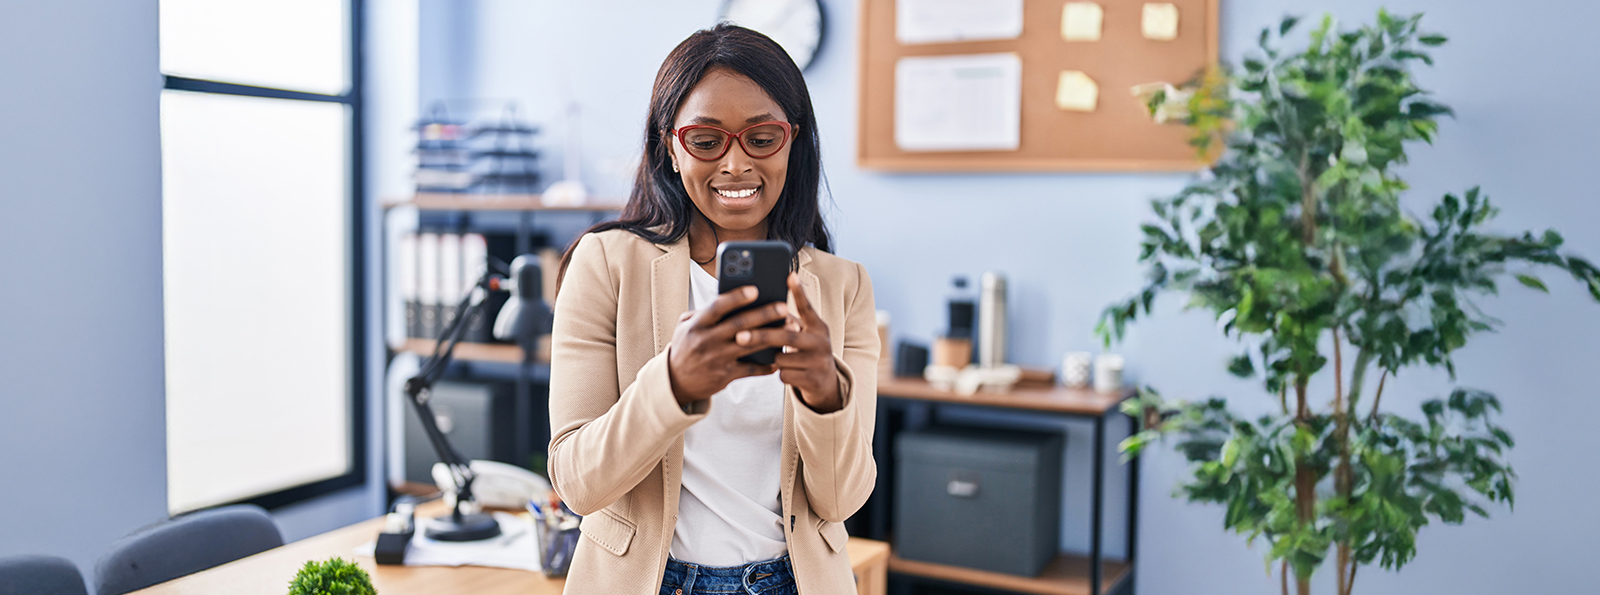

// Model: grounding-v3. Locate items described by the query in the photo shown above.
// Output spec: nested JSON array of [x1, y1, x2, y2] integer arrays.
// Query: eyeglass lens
[[681, 124, 788, 160]]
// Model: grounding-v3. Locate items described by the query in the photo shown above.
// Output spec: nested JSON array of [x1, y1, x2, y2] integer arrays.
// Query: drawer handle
[[947, 480, 979, 498]]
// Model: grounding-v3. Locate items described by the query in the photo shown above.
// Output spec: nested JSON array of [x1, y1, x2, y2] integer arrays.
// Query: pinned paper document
[[1055, 71, 1100, 112], [1142, 3, 1180, 41], [896, 0, 1023, 45], [1061, 3, 1104, 42], [894, 53, 1023, 151]]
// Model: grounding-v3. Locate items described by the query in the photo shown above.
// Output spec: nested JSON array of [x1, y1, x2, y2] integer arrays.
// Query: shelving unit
[[869, 377, 1139, 595]]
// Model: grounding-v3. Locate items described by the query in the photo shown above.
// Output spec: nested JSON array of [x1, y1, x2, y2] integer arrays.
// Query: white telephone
[[432, 459, 552, 509]]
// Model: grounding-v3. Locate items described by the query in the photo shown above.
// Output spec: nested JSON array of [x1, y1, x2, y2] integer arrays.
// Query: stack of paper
[[355, 512, 542, 572]]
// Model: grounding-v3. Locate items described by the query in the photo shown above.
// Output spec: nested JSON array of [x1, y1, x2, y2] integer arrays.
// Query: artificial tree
[[1100, 11, 1600, 595]]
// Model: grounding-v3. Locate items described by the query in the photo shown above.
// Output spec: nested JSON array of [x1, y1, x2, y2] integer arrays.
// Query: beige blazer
[[547, 228, 879, 595]]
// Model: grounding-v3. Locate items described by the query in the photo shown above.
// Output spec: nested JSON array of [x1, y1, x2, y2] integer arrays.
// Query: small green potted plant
[[1100, 10, 1600, 595], [287, 557, 377, 595]]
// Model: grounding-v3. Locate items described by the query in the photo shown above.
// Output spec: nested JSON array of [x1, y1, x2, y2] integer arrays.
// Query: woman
[[547, 24, 878, 595]]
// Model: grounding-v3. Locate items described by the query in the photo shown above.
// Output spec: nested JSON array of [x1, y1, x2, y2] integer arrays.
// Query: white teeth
[[716, 187, 757, 199]]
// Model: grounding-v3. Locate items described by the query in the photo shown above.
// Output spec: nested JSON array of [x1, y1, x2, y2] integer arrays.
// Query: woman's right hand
[[667, 285, 789, 405]]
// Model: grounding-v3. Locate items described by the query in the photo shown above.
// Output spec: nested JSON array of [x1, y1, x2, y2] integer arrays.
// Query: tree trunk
[[1333, 330, 1353, 595], [1281, 559, 1290, 595], [1294, 373, 1315, 595], [1299, 152, 1318, 243]]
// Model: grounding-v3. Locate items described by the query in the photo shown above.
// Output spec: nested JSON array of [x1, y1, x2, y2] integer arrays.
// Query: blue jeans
[[659, 554, 798, 595]]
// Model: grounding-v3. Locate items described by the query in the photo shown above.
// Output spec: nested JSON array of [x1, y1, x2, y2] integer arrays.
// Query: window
[[160, 0, 365, 513]]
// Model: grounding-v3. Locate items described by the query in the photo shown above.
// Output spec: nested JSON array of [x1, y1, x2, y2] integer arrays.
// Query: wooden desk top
[[877, 377, 1132, 416], [131, 501, 890, 595]]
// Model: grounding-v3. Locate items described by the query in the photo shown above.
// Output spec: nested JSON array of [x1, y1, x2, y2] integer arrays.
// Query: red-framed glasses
[[667, 121, 795, 161]]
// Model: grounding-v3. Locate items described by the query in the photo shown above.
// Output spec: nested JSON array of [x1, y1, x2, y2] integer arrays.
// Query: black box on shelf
[[894, 425, 1063, 576], [401, 380, 520, 484], [894, 341, 929, 377]]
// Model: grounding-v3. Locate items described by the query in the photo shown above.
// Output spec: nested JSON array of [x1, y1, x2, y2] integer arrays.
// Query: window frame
[[160, 0, 367, 511]]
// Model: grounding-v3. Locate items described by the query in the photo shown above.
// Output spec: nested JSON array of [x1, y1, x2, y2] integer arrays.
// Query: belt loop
[[741, 562, 758, 595], [683, 562, 697, 594]]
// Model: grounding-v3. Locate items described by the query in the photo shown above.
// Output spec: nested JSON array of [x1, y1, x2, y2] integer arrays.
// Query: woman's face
[[668, 67, 791, 238]]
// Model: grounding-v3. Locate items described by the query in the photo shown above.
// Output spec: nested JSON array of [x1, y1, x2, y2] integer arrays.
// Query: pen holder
[[529, 501, 581, 577]]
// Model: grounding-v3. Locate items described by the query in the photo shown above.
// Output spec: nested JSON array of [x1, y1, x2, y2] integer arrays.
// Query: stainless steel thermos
[[978, 271, 1007, 368]]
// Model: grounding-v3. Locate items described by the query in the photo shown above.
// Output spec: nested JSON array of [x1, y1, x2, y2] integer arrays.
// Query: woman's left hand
[[735, 273, 842, 413]]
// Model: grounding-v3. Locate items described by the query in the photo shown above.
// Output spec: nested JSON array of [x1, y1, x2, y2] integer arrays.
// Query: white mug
[[1093, 353, 1124, 393]]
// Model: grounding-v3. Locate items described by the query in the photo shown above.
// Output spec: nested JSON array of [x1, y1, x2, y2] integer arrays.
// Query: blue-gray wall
[[0, 0, 169, 579], [441, 0, 1600, 592], [0, 1, 392, 583]]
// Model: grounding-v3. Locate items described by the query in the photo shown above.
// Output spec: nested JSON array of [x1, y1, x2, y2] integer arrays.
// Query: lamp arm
[[403, 265, 507, 513]]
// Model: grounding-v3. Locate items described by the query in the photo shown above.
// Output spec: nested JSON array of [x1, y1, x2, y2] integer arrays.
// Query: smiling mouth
[[716, 186, 759, 199]]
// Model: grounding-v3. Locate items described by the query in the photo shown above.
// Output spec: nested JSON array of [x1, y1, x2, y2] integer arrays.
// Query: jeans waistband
[[661, 554, 794, 595]]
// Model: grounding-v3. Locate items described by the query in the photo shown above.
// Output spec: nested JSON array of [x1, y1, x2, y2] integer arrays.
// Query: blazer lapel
[[649, 235, 690, 355], [782, 248, 822, 517]]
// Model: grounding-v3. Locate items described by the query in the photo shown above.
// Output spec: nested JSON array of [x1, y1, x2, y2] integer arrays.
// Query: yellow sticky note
[[1055, 71, 1099, 112], [1061, 3, 1103, 42], [1142, 3, 1180, 41]]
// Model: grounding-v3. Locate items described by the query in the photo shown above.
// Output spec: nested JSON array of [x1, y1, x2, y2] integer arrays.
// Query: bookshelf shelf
[[888, 551, 1130, 595], [384, 193, 624, 212], [398, 337, 551, 364]]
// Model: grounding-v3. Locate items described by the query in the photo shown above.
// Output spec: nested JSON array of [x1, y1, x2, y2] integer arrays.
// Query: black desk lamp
[[403, 254, 553, 542]]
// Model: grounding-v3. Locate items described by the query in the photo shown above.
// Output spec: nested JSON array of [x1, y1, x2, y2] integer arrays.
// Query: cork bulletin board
[[856, 0, 1220, 171]]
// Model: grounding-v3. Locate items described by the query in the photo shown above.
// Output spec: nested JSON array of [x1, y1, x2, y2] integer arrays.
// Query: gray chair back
[[93, 504, 283, 595], [0, 554, 88, 595]]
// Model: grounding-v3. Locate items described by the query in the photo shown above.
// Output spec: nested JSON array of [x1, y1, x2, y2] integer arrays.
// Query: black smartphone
[[716, 240, 793, 365]]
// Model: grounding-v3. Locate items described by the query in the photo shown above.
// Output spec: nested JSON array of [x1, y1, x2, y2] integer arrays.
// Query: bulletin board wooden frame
[[856, 0, 1219, 172]]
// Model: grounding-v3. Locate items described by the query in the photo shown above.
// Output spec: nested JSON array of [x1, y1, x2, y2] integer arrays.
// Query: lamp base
[[423, 511, 502, 542]]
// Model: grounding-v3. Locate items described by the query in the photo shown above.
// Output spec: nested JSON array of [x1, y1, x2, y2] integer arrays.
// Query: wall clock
[[720, 0, 826, 72]]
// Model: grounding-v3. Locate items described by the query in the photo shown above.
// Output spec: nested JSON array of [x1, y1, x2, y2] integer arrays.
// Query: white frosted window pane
[[161, 0, 349, 95], [161, 91, 351, 513]]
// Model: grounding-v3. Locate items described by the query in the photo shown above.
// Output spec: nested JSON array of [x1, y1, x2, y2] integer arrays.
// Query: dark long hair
[[556, 23, 830, 295]]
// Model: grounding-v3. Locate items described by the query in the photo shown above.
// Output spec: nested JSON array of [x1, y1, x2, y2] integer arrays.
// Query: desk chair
[[0, 554, 88, 595], [93, 504, 284, 595]]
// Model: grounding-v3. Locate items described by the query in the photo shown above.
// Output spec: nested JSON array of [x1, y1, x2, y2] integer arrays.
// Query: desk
[[130, 500, 889, 595]]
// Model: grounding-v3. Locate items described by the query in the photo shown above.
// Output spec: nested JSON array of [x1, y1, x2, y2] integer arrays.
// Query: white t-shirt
[[669, 261, 789, 566]]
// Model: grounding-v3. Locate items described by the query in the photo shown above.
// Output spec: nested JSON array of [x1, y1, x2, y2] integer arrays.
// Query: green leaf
[[1490, 427, 1516, 448], [1280, 15, 1301, 36], [1394, 49, 1434, 65], [1228, 353, 1257, 378], [1515, 274, 1549, 293], [1418, 34, 1448, 46], [1407, 101, 1454, 119], [1421, 400, 1445, 418]]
